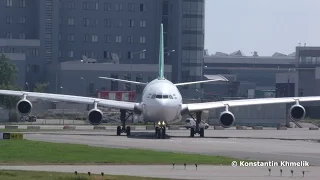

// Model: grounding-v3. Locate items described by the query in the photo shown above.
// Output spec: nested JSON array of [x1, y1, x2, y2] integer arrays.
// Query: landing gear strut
[[116, 109, 133, 136], [189, 111, 204, 137], [155, 121, 166, 139]]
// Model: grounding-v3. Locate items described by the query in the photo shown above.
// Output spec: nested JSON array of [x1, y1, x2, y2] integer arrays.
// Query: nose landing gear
[[155, 121, 166, 139]]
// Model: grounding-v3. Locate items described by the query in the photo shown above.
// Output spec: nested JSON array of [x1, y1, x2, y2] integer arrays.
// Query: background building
[[0, 0, 205, 99]]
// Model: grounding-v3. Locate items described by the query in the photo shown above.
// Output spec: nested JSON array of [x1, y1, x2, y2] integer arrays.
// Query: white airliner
[[0, 24, 316, 139]]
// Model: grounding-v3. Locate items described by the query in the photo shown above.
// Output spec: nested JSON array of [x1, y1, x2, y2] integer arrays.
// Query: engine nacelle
[[88, 108, 103, 125], [16, 99, 32, 116], [289, 104, 305, 121], [219, 111, 235, 128]]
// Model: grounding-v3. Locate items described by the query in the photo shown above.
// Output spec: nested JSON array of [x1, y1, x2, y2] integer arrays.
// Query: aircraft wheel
[[200, 128, 204, 137], [190, 128, 195, 137], [126, 126, 131, 136], [161, 127, 166, 139], [116, 126, 121, 136], [155, 127, 160, 139]]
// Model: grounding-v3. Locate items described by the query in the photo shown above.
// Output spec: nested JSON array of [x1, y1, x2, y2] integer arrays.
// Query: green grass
[[0, 170, 174, 180], [0, 140, 239, 165]]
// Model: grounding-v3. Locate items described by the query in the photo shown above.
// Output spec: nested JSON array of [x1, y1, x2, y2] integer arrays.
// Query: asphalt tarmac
[[2, 128, 320, 180], [0, 165, 318, 180]]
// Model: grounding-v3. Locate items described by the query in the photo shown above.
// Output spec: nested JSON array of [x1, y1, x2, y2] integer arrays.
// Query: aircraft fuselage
[[140, 78, 183, 124]]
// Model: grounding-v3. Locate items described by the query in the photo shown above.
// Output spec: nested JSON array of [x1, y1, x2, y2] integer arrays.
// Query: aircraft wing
[[99, 77, 147, 85], [174, 75, 228, 86], [185, 96, 320, 112], [0, 90, 136, 110]]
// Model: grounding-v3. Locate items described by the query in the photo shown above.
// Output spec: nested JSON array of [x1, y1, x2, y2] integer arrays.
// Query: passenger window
[[163, 95, 168, 99]]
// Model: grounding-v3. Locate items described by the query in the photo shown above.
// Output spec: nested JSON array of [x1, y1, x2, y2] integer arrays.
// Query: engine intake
[[16, 99, 32, 116], [219, 111, 235, 128], [88, 108, 103, 125], [289, 104, 305, 121]]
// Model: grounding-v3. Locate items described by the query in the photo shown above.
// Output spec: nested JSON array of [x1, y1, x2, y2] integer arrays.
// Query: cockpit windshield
[[153, 94, 173, 99]]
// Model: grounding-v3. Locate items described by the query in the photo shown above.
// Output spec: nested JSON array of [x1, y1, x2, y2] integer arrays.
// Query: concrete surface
[[0, 165, 318, 180], [20, 129, 320, 166]]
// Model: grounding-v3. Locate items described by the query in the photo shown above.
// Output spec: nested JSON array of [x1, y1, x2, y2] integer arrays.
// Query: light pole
[[164, 49, 175, 56], [80, 77, 86, 96]]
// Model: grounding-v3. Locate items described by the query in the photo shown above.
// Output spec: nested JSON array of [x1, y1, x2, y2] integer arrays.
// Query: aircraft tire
[[161, 127, 166, 139], [200, 128, 204, 137], [126, 126, 131, 136], [116, 126, 121, 136], [190, 128, 195, 137]]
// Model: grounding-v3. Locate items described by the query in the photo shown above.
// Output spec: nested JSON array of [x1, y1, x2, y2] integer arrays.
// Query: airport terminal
[[1, 1, 320, 180]]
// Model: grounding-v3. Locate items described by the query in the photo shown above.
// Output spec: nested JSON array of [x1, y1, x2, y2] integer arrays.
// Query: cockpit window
[[163, 95, 168, 99], [169, 95, 173, 99], [151, 95, 156, 99], [156, 95, 162, 99]]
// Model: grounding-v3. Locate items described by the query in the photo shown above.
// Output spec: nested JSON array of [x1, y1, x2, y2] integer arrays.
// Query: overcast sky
[[204, 0, 320, 56]]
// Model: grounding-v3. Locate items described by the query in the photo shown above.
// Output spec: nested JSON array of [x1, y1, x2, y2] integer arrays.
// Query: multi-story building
[[0, 0, 205, 98]]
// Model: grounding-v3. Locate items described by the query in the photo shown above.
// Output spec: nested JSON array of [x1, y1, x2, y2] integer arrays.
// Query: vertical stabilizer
[[158, 23, 165, 79]]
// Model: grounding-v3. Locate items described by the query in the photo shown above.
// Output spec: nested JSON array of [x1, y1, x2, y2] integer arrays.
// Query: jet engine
[[219, 111, 235, 128], [289, 104, 305, 121], [16, 99, 32, 116], [88, 108, 103, 125]]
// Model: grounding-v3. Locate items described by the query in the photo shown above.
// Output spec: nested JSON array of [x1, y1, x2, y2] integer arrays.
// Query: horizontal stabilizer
[[174, 74, 229, 86], [99, 77, 147, 85]]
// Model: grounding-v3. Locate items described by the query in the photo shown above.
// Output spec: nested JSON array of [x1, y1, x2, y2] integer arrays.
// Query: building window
[[68, 1, 75, 9], [83, 18, 89, 26], [19, 16, 26, 24], [140, 20, 146, 28], [59, 33, 61, 41], [116, 36, 122, 43], [89, 82, 94, 94], [104, 19, 111, 27], [91, 51, 98, 58], [92, 35, 98, 42], [116, 20, 123, 27], [128, 3, 135, 11], [116, 3, 123, 11], [104, 3, 111, 11], [127, 52, 133, 59], [104, 35, 111, 43], [32, 65, 39, 73], [58, 50, 62, 58], [31, 48, 39, 56], [6, 16, 12, 24], [103, 51, 111, 59], [95, 2, 99, 10], [6, 0, 12, 7], [68, 17, 75, 25], [139, 51, 146, 59], [128, 19, 134, 27], [140, 3, 147, 11], [6, 32, 12, 39], [68, 34, 74, 42], [136, 74, 143, 93], [124, 74, 131, 91], [116, 52, 122, 59], [127, 36, 133, 43], [19, 33, 25, 39], [83, 34, 90, 42], [83, 2, 88, 10], [19, 0, 26, 7], [140, 36, 146, 44], [68, 50, 74, 58]]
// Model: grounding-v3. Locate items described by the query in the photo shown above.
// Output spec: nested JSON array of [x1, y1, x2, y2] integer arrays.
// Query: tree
[[33, 82, 49, 93], [0, 54, 20, 109]]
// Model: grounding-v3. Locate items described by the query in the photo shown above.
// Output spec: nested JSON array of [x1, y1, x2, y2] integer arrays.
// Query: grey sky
[[205, 0, 320, 56]]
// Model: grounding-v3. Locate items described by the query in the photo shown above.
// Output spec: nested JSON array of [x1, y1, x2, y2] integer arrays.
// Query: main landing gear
[[189, 111, 205, 138], [116, 109, 132, 136], [155, 121, 166, 139]]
